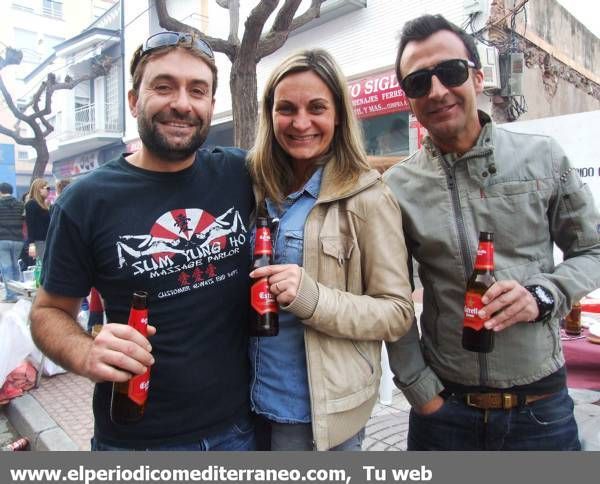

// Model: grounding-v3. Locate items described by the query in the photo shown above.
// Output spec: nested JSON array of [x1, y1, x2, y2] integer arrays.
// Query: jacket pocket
[[561, 185, 600, 246], [319, 236, 354, 290], [319, 337, 380, 412]]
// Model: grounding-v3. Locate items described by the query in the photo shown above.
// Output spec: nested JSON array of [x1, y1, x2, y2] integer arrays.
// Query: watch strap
[[524, 285, 554, 323]]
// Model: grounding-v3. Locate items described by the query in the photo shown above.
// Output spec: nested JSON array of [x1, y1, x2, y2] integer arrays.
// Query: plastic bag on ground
[[0, 300, 35, 388]]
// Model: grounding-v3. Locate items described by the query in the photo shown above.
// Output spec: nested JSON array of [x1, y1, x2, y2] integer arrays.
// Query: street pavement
[[2, 299, 600, 451]]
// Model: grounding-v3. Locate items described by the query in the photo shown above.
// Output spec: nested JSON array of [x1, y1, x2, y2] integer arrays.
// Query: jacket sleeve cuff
[[281, 267, 319, 320], [394, 367, 445, 408]]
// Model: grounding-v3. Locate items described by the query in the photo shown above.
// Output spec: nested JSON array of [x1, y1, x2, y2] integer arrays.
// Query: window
[[104, 64, 120, 131], [43, 0, 63, 19], [17, 151, 29, 161], [361, 113, 409, 157]]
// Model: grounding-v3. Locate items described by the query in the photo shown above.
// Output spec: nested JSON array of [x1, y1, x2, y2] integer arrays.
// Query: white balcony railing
[[50, 102, 122, 143]]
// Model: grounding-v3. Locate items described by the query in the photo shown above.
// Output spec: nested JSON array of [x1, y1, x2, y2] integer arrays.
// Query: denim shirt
[[249, 167, 323, 423]]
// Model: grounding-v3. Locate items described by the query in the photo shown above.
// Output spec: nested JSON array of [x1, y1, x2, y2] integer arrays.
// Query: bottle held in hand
[[249, 217, 279, 336], [462, 232, 495, 353], [110, 291, 150, 424]]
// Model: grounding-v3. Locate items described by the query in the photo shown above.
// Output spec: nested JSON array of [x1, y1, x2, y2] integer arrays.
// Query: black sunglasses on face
[[142, 31, 214, 59], [400, 59, 476, 98]]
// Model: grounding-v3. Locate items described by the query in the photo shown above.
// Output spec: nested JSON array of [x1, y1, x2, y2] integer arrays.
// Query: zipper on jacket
[[440, 156, 489, 385]]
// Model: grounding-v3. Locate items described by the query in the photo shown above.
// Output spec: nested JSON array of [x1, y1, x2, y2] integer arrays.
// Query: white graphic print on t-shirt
[[115, 206, 247, 298]]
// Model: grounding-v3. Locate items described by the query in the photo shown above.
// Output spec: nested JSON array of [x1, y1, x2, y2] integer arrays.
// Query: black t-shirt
[[42, 148, 254, 448]]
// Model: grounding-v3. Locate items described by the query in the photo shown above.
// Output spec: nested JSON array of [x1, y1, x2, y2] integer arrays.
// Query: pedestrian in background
[[24, 178, 50, 261], [30, 31, 255, 451], [49, 178, 71, 217], [385, 14, 600, 451], [0, 182, 24, 302], [247, 49, 414, 451]]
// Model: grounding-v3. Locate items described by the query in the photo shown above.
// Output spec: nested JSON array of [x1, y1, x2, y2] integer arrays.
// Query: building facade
[[120, 0, 599, 170], [1, 0, 119, 196]]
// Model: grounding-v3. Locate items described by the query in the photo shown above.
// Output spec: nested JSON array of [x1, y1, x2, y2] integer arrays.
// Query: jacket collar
[[423, 110, 494, 160], [317, 157, 380, 203]]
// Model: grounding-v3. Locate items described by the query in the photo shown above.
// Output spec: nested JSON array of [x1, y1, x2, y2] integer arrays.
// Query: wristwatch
[[525, 285, 555, 323]]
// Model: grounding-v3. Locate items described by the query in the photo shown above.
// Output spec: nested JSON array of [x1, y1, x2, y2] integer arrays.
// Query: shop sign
[[55, 152, 99, 178], [348, 70, 410, 119]]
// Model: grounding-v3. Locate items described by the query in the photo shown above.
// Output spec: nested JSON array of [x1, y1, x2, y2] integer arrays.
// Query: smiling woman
[[246, 49, 414, 451]]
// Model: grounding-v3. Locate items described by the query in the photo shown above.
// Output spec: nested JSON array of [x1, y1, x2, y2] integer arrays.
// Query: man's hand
[[250, 264, 301, 306], [83, 323, 156, 383], [414, 395, 445, 415], [479, 280, 539, 332]]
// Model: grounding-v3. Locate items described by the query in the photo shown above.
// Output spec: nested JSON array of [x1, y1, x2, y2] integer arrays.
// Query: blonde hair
[[248, 49, 369, 205], [27, 178, 49, 210]]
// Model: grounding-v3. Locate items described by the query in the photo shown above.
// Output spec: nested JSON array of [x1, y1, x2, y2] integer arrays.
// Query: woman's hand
[[250, 264, 301, 306]]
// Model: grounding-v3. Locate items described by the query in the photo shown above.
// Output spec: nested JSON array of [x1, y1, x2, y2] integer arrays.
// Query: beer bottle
[[249, 217, 279, 336], [110, 291, 150, 424], [565, 301, 582, 336], [462, 232, 495, 353]]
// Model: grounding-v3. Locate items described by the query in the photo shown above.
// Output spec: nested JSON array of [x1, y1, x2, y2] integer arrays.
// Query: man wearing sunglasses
[[30, 32, 256, 451], [384, 14, 600, 450]]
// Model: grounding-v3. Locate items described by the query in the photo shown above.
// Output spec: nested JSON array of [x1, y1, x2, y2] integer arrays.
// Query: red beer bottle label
[[474, 241, 494, 270], [254, 227, 272, 255], [463, 291, 486, 330], [250, 278, 277, 315], [127, 308, 149, 405], [128, 369, 150, 406]]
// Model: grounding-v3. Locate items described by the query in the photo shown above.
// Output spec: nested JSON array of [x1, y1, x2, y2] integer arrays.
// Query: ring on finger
[[275, 282, 281, 293]]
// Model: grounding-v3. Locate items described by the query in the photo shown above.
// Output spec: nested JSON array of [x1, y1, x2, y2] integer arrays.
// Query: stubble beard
[[137, 110, 210, 162]]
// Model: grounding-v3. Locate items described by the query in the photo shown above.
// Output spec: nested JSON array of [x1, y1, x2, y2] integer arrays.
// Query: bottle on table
[[462, 231, 496, 353], [110, 291, 150, 424], [564, 301, 582, 336], [249, 217, 279, 336]]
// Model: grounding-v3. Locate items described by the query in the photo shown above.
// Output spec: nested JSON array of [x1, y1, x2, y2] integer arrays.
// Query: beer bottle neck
[[474, 241, 494, 271], [254, 227, 273, 256]]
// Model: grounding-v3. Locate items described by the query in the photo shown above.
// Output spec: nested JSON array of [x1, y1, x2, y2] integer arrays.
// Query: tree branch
[[228, 0, 240, 45], [240, 0, 279, 59], [0, 124, 31, 145], [257, 0, 325, 59], [0, 73, 29, 123], [154, 0, 236, 60]]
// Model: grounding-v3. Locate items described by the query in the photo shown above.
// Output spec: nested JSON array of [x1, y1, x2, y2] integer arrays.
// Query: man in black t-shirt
[[30, 32, 255, 450]]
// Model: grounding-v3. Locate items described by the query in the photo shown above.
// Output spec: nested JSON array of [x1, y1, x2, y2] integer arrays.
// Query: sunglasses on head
[[400, 59, 476, 98], [142, 31, 214, 59]]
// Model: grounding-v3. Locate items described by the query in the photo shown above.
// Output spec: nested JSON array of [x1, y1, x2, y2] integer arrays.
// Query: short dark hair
[[130, 41, 218, 96], [396, 14, 481, 81], [0, 182, 13, 195]]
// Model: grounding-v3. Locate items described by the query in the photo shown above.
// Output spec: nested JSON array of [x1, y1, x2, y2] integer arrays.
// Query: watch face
[[536, 286, 554, 305]]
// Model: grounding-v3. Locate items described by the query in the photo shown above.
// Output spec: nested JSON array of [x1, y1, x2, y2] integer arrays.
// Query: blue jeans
[[91, 414, 256, 451], [408, 387, 581, 451], [270, 422, 364, 451], [0, 240, 23, 301]]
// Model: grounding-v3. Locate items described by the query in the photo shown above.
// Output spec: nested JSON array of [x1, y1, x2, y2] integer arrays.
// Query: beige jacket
[[284, 162, 414, 450]]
